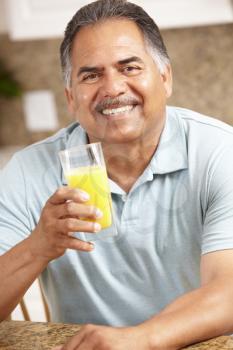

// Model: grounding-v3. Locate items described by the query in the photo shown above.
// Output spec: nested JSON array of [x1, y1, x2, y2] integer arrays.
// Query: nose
[[99, 71, 127, 98]]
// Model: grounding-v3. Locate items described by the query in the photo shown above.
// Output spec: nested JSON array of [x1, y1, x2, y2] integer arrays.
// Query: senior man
[[1, 0, 233, 349]]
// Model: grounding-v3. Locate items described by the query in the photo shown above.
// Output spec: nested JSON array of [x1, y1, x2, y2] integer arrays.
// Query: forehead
[[70, 19, 150, 66]]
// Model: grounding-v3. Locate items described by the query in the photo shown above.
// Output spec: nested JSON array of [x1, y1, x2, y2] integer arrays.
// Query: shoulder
[[166, 106, 233, 181], [17, 122, 79, 159], [1, 123, 81, 194], [168, 106, 233, 140], [10, 122, 81, 172]]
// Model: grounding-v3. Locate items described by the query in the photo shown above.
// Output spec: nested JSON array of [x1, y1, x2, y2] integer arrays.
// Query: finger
[[61, 236, 95, 252], [61, 329, 87, 350], [52, 346, 63, 350], [53, 201, 103, 220], [74, 343, 91, 350], [58, 218, 101, 235], [48, 187, 90, 205]]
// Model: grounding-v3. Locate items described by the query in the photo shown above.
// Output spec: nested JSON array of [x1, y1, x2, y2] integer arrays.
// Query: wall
[[0, 0, 7, 34], [0, 23, 233, 146], [163, 24, 233, 124]]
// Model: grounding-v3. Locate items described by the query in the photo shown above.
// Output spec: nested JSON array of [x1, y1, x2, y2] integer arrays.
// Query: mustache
[[95, 96, 139, 112]]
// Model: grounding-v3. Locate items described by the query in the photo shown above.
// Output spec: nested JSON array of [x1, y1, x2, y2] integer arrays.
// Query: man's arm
[[0, 237, 49, 321], [143, 249, 233, 349], [0, 187, 101, 321], [54, 249, 233, 350]]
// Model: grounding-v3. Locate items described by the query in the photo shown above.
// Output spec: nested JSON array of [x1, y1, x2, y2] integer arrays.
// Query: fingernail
[[94, 223, 101, 232], [95, 209, 103, 218], [89, 242, 95, 250], [80, 191, 90, 201]]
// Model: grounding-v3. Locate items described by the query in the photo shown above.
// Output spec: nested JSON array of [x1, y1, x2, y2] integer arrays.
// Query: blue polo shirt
[[1, 106, 233, 325]]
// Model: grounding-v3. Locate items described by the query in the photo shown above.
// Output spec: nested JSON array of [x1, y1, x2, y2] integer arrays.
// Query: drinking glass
[[59, 142, 117, 241]]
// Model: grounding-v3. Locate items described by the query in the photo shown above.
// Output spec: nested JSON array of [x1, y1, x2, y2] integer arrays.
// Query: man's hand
[[28, 187, 102, 262], [53, 324, 151, 350]]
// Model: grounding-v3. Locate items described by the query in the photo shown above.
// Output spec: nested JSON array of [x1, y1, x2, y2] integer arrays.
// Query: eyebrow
[[77, 56, 144, 77], [118, 56, 144, 65], [77, 66, 103, 77]]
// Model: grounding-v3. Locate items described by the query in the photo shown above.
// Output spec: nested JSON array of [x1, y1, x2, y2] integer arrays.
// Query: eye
[[122, 65, 141, 75], [82, 72, 100, 83]]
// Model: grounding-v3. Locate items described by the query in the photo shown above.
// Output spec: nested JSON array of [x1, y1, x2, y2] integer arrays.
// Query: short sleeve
[[0, 154, 31, 255], [202, 145, 233, 254]]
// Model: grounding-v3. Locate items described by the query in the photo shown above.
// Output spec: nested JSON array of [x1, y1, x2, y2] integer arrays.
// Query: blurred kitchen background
[[0, 0, 233, 320]]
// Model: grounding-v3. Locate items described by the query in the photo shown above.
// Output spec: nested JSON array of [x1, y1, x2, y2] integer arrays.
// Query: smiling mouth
[[101, 105, 135, 116]]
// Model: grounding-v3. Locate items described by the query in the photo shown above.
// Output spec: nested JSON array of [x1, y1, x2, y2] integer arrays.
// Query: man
[[1, 0, 233, 349]]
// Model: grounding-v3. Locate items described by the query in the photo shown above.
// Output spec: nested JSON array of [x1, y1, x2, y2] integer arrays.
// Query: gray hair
[[60, 0, 170, 87]]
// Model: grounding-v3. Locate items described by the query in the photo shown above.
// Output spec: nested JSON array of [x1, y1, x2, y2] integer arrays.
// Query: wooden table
[[0, 321, 233, 349]]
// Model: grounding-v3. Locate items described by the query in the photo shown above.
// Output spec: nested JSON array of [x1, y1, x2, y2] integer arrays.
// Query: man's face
[[65, 18, 172, 145]]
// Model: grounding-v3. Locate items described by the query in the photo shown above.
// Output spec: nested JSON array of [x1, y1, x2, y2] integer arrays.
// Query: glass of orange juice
[[59, 142, 117, 241]]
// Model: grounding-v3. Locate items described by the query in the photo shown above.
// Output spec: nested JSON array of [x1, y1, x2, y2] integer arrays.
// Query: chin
[[101, 130, 144, 145], [86, 116, 148, 144]]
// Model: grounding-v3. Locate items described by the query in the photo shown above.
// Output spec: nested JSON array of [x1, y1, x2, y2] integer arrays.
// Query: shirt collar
[[149, 107, 188, 175], [66, 123, 88, 149], [61, 107, 188, 185]]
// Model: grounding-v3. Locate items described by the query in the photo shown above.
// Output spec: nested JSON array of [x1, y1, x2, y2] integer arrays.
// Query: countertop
[[0, 321, 233, 349]]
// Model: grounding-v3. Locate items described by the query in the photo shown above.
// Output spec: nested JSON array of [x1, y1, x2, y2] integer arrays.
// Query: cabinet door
[[6, 0, 233, 40], [6, 0, 90, 40], [133, 0, 233, 29]]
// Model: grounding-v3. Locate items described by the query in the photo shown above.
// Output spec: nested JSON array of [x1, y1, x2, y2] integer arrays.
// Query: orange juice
[[65, 165, 112, 229]]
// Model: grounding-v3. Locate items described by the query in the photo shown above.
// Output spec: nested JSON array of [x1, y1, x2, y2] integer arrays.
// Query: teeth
[[102, 105, 134, 116]]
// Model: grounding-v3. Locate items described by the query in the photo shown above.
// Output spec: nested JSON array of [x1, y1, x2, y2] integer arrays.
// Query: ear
[[161, 64, 173, 98], [65, 87, 76, 115]]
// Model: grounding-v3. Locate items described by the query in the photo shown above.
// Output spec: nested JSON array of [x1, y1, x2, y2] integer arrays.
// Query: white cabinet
[[134, 0, 233, 29], [5, 0, 233, 41], [6, 0, 90, 40]]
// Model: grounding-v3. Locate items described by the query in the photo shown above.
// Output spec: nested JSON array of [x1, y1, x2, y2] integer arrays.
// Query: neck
[[88, 122, 165, 192], [105, 141, 157, 192]]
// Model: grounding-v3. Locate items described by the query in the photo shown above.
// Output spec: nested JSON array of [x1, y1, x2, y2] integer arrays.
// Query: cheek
[[75, 91, 90, 105], [140, 79, 152, 89], [136, 72, 159, 96], [72, 90, 96, 126], [138, 76, 167, 116], [72, 90, 93, 117], [144, 76, 166, 102], [81, 93, 90, 102], [136, 78, 159, 109]]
